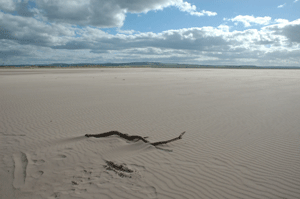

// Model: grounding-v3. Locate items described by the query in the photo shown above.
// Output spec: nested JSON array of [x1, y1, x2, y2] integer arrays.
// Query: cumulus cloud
[[175, 1, 217, 16], [2, 8, 298, 66], [0, 0, 16, 11], [0, 0, 37, 17], [32, 0, 216, 28], [50, 26, 230, 54], [1, 1, 299, 66], [265, 19, 300, 43], [0, 12, 76, 47], [1, 0, 216, 28], [226, 15, 272, 27], [275, 18, 289, 24]]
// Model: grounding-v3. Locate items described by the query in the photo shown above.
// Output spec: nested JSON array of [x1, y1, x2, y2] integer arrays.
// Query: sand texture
[[1, 68, 300, 199]]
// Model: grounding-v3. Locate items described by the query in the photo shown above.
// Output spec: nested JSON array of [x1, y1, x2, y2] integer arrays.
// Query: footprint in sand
[[71, 167, 101, 194], [32, 159, 45, 165], [103, 161, 145, 179], [12, 152, 28, 189], [32, 170, 44, 179], [143, 186, 158, 199], [54, 154, 67, 160], [49, 192, 61, 199]]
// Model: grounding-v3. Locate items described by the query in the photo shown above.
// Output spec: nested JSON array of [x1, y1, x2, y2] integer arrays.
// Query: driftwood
[[85, 131, 186, 146]]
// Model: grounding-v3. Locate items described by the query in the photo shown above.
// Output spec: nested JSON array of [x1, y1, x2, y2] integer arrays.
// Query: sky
[[0, 0, 300, 66]]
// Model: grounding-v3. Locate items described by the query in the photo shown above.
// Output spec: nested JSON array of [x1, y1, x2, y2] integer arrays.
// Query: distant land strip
[[1, 62, 300, 69]]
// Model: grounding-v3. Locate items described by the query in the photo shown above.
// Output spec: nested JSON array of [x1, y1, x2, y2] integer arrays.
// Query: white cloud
[[278, 3, 286, 8], [174, 1, 217, 16], [0, 0, 16, 11], [226, 15, 271, 27], [117, 29, 135, 35], [294, 0, 299, 3], [275, 18, 289, 24], [265, 19, 300, 43], [1, 1, 299, 66], [0, 12, 76, 47], [217, 25, 230, 33], [30, 0, 216, 28], [2, 10, 299, 66], [190, 10, 217, 17]]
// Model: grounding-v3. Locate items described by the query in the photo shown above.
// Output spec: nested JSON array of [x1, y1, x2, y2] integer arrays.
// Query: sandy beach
[[1, 68, 300, 199]]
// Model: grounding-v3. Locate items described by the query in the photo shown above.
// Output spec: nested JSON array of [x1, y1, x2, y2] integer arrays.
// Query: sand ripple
[[1, 68, 300, 198]]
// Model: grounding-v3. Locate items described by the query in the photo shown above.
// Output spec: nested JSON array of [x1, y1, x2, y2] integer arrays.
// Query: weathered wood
[[85, 131, 185, 146], [151, 131, 185, 146]]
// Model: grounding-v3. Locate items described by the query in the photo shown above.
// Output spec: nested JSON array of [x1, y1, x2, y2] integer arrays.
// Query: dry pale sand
[[0, 68, 300, 199]]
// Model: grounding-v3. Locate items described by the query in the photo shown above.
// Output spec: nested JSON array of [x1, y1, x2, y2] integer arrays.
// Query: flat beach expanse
[[1, 68, 300, 199]]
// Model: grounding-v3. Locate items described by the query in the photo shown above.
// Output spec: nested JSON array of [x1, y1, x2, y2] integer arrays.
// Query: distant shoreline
[[1, 64, 300, 69]]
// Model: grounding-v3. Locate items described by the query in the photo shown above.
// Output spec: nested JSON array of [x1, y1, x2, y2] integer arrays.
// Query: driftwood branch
[[151, 131, 185, 146], [85, 131, 185, 147]]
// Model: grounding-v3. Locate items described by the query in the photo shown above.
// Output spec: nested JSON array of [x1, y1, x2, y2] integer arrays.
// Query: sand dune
[[1, 68, 300, 198]]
